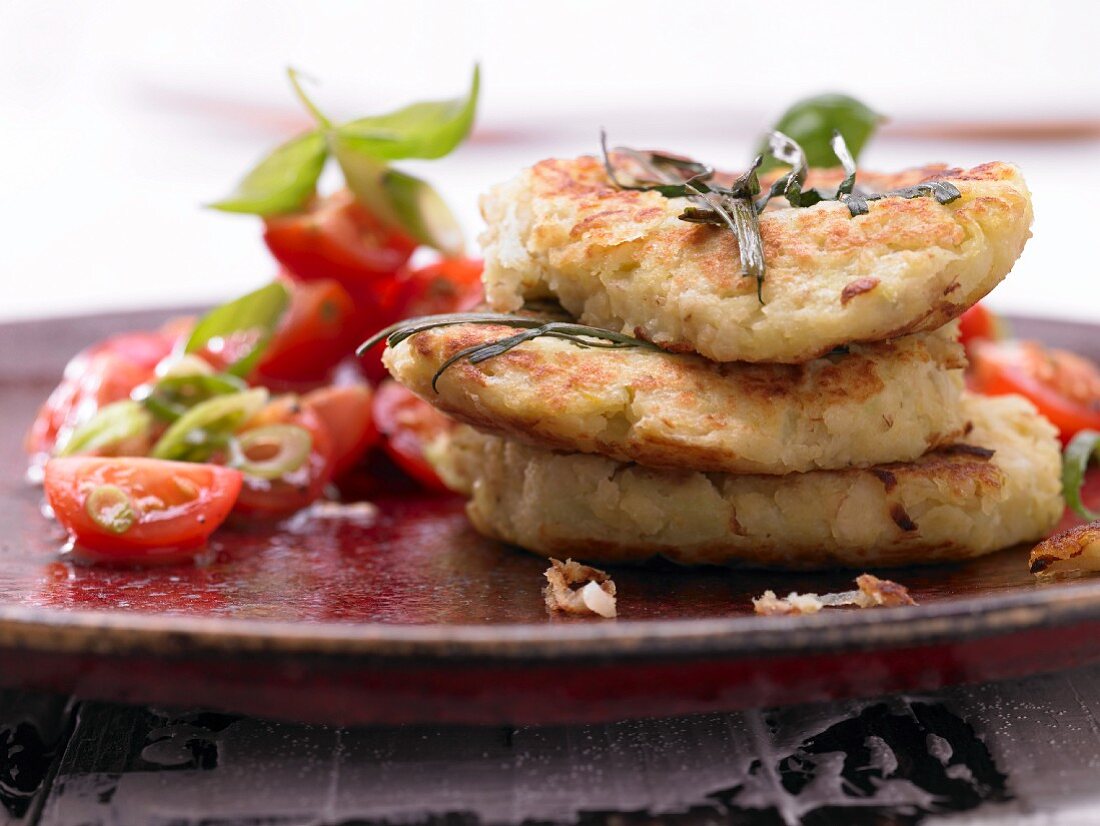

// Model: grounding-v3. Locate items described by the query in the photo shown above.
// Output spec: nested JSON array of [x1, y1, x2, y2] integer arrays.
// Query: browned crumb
[[753, 573, 916, 616], [544, 558, 617, 618], [1030, 521, 1100, 577]]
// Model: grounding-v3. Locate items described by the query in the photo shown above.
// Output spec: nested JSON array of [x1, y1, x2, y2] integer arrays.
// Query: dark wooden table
[[4, 663, 1100, 826]]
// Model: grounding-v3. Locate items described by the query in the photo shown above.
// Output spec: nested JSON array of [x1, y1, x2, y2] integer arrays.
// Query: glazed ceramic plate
[[1, 310, 1099, 726]]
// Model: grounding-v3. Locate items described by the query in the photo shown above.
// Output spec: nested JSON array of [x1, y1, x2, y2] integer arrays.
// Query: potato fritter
[[384, 320, 966, 474], [480, 157, 1032, 363], [434, 394, 1062, 569]]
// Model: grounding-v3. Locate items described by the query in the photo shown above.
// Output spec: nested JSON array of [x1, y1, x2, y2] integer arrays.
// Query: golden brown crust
[[384, 321, 967, 475], [432, 394, 1063, 570], [1030, 522, 1100, 576], [480, 156, 1032, 363]]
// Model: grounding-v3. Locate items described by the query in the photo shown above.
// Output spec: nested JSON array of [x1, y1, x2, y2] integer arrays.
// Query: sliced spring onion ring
[[135, 372, 249, 422], [1064, 429, 1100, 521], [156, 353, 216, 379], [57, 400, 153, 457], [229, 424, 312, 479], [151, 388, 269, 462], [85, 485, 136, 535]]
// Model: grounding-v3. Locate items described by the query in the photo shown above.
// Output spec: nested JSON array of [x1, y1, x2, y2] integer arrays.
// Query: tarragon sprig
[[359, 312, 661, 392], [600, 130, 962, 304]]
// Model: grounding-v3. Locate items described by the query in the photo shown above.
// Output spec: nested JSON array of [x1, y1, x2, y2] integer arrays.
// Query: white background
[[1, 0, 1099, 322]]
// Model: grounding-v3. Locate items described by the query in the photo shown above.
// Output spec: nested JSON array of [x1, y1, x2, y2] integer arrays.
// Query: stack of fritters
[[382, 156, 1064, 569]]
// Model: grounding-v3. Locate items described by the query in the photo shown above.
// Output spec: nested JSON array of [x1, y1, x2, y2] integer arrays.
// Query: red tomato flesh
[[232, 398, 336, 517], [44, 457, 242, 562], [958, 303, 1003, 352], [301, 385, 378, 478], [371, 380, 452, 492], [263, 190, 416, 289], [26, 330, 179, 459], [968, 339, 1100, 443], [252, 277, 358, 388]]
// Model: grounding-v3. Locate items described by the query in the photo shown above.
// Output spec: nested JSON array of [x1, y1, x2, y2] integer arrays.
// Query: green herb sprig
[[601, 129, 961, 303], [212, 66, 479, 255], [359, 312, 660, 392]]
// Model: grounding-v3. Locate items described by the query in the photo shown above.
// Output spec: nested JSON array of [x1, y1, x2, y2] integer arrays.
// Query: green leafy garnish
[[335, 65, 480, 160], [183, 282, 290, 378], [151, 388, 269, 462], [211, 66, 479, 255], [758, 93, 882, 170], [208, 131, 328, 216], [359, 312, 661, 392], [1063, 430, 1100, 521], [56, 400, 152, 457], [134, 372, 249, 422]]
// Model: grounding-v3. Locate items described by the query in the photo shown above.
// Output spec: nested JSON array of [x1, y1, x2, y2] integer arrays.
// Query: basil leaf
[[1063, 430, 1100, 521], [334, 65, 479, 161], [333, 141, 465, 256], [758, 94, 882, 170], [184, 282, 290, 377], [381, 169, 465, 256], [209, 130, 328, 216]]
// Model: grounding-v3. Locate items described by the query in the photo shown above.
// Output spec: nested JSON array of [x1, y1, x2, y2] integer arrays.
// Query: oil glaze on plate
[[0, 310, 1098, 726]]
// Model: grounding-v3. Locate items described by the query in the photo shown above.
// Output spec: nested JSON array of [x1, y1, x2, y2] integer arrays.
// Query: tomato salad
[[27, 68, 482, 563]]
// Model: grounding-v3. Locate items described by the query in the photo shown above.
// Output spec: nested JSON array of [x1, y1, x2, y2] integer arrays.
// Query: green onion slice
[[151, 388, 269, 462], [85, 485, 136, 535], [229, 424, 312, 479], [135, 372, 249, 422], [57, 400, 153, 457], [1064, 429, 1100, 521]]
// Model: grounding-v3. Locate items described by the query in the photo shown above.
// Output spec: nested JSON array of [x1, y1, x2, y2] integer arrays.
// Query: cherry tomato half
[[969, 339, 1100, 443], [371, 380, 452, 492], [357, 258, 485, 384], [26, 330, 179, 459], [44, 457, 242, 562], [958, 303, 1003, 352], [263, 190, 416, 289], [301, 385, 378, 478], [232, 397, 336, 517], [252, 277, 358, 388]]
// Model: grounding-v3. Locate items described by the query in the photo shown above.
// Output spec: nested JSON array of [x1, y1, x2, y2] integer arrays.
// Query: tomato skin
[[392, 258, 484, 318], [44, 457, 242, 562], [26, 330, 178, 458], [371, 380, 452, 491], [357, 258, 485, 384], [263, 190, 416, 288], [969, 339, 1100, 443], [252, 277, 358, 388], [301, 385, 378, 478], [232, 399, 336, 517], [958, 303, 1003, 352]]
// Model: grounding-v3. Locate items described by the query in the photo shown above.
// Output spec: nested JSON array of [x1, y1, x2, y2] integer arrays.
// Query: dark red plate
[[1, 310, 1099, 726]]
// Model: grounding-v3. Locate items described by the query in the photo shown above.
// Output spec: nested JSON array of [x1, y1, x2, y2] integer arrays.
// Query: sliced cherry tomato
[[301, 385, 379, 478], [232, 397, 335, 517], [958, 303, 1004, 351], [969, 339, 1100, 443], [393, 258, 484, 318], [251, 277, 357, 388], [26, 330, 178, 459], [372, 380, 452, 492], [357, 258, 485, 384], [44, 457, 242, 562], [263, 190, 417, 288]]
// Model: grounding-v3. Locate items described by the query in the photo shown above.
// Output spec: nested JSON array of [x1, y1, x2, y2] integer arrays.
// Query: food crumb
[[544, 558, 617, 618], [753, 573, 916, 616], [1030, 521, 1100, 577]]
